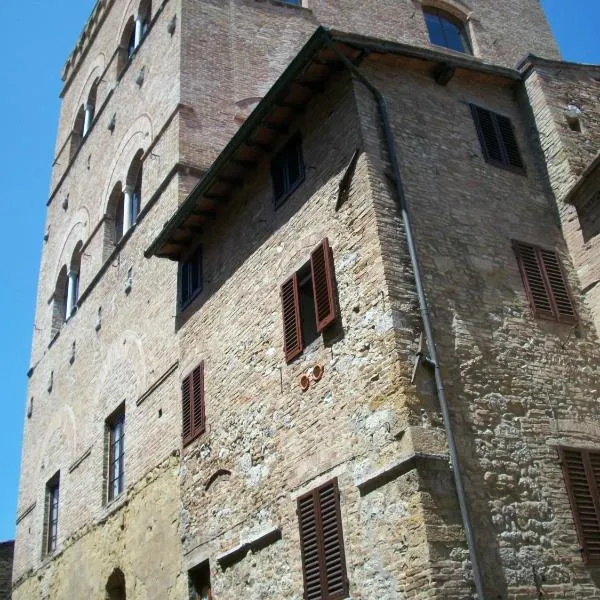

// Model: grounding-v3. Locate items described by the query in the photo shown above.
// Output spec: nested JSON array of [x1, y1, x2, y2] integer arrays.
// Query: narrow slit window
[[271, 135, 305, 208], [43, 472, 60, 555], [107, 406, 125, 502], [179, 247, 203, 309]]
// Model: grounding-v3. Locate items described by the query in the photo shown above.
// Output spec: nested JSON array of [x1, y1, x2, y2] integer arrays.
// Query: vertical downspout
[[328, 43, 486, 600]]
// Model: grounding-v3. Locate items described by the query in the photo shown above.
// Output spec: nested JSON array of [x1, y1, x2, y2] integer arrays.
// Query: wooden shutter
[[471, 105, 503, 164], [311, 238, 338, 333], [182, 362, 205, 445], [496, 114, 524, 169], [513, 241, 576, 323], [471, 105, 524, 171], [538, 248, 576, 322], [281, 273, 302, 363], [559, 448, 600, 565], [297, 479, 349, 600]]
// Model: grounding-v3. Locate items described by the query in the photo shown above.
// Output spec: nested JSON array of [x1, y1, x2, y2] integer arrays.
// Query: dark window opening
[[423, 7, 471, 54], [107, 406, 125, 502], [470, 105, 525, 172], [127, 27, 136, 59], [179, 247, 203, 309], [189, 560, 212, 600], [106, 568, 126, 600], [271, 135, 305, 208], [281, 238, 338, 363], [298, 263, 319, 349], [44, 472, 60, 555]]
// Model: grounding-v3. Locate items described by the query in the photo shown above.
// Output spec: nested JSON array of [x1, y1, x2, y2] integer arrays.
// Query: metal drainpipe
[[328, 43, 486, 600]]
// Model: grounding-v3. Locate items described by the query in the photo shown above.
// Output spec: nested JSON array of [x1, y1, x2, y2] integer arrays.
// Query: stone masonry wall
[[0, 542, 13, 600], [523, 60, 600, 333], [176, 71, 443, 599], [359, 55, 600, 597]]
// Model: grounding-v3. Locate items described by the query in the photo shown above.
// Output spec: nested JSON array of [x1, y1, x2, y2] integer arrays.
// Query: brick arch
[[418, 0, 474, 20], [93, 330, 147, 417], [38, 404, 77, 475], [100, 115, 153, 220], [116, 0, 139, 48], [52, 209, 90, 285], [70, 53, 106, 129]]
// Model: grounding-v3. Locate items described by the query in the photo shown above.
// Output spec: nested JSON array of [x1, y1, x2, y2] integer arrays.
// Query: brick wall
[[16, 0, 596, 598]]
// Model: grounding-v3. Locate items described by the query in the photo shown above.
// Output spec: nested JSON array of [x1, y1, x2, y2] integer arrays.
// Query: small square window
[[43, 472, 60, 556], [106, 406, 125, 502], [179, 247, 203, 309], [470, 104, 525, 172], [271, 135, 305, 208]]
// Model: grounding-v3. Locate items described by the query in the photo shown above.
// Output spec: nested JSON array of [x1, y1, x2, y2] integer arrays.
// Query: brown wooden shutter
[[471, 105, 524, 171], [538, 248, 576, 322], [297, 479, 349, 600], [559, 447, 600, 565], [281, 273, 302, 363], [311, 238, 338, 333], [182, 373, 192, 443], [182, 362, 205, 445], [513, 241, 576, 323]]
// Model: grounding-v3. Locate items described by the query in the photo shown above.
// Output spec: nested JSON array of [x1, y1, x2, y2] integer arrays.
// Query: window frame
[[178, 245, 203, 311], [43, 472, 60, 556], [281, 238, 338, 363], [558, 446, 600, 565], [470, 104, 525, 174], [423, 6, 472, 55], [297, 478, 349, 600], [271, 134, 305, 209], [512, 240, 577, 324], [106, 405, 126, 503]]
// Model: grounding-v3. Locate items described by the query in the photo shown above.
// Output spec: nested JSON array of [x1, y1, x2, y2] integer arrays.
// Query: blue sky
[[0, 0, 598, 544]]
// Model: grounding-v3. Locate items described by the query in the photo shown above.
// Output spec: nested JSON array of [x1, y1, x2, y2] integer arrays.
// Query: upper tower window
[[423, 7, 471, 54]]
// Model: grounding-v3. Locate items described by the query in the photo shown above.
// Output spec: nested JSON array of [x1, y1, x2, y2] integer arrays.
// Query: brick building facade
[[13, 1, 600, 599]]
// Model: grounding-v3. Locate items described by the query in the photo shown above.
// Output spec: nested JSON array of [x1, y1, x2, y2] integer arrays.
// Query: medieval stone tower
[[13, 0, 600, 598]]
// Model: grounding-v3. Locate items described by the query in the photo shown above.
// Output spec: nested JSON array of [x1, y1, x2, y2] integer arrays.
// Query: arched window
[[423, 7, 471, 54], [117, 17, 136, 75], [138, 0, 152, 37], [51, 266, 69, 337], [68, 243, 82, 314], [125, 150, 144, 228], [105, 568, 126, 600], [105, 182, 124, 255], [83, 79, 99, 137], [70, 105, 85, 160]]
